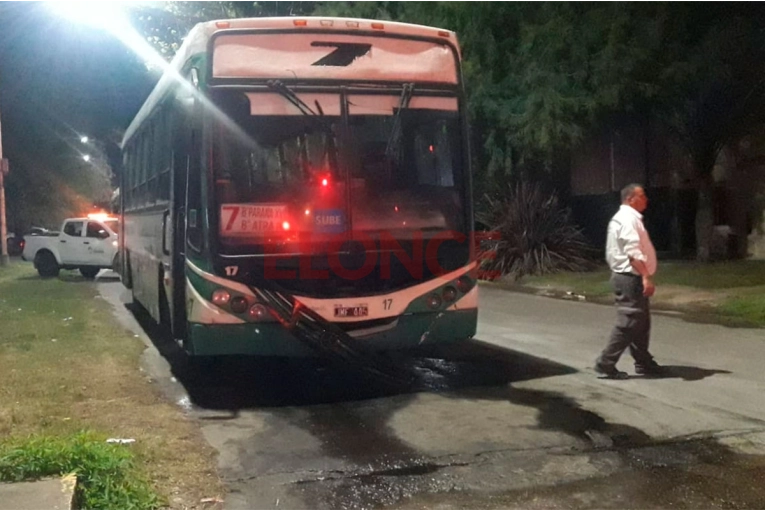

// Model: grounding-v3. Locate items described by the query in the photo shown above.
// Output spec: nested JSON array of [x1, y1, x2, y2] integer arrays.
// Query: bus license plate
[[334, 305, 368, 318]]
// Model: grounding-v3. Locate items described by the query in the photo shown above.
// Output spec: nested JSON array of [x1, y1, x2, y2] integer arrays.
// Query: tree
[[316, 3, 665, 198], [132, 1, 317, 59], [651, 6, 765, 260], [125, 2, 765, 260]]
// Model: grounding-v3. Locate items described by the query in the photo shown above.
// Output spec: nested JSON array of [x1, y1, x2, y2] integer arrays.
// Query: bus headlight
[[442, 286, 458, 303], [230, 296, 249, 314], [456, 275, 474, 293], [212, 289, 231, 306], [248, 304, 269, 321], [426, 293, 442, 309]]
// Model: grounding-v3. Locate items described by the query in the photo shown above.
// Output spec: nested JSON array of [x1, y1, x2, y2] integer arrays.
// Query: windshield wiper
[[266, 79, 323, 117], [266, 80, 339, 180], [384, 83, 415, 160]]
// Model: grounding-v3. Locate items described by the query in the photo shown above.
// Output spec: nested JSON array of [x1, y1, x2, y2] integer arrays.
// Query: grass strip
[[511, 261, 765, 327], [0, 262, 223, 508], [0, 432, 161, 509]]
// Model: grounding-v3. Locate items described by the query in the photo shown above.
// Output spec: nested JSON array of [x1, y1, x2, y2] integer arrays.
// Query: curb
[[0, 475, 77, 510]]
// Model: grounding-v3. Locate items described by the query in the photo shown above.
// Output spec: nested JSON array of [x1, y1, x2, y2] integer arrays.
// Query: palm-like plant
[[477, 182, 595, 280]]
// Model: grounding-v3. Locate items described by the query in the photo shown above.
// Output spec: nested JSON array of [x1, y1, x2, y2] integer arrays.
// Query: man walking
[[595, 184, 663, 379]]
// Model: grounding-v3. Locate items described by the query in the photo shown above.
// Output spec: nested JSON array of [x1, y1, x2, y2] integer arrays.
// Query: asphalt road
[[99, 279, 765, 510]]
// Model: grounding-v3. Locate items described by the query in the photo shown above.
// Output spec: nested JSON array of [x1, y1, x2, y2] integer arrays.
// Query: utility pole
[[0, 100, 8, 267]]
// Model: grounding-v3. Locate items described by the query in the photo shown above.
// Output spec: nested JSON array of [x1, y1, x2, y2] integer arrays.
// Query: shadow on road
[[126, 300, 578, 410], [633, 365, 732, 381], [636, 365, 732, 381], [290, 346, 659, 510], [452, 384, 652, 447]]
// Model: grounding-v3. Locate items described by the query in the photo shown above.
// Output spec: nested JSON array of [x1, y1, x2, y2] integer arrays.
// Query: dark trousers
[[596, 272, 654, 370]]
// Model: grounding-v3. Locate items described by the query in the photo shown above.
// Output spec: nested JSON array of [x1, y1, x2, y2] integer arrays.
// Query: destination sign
[[220, 203, 288, 236]]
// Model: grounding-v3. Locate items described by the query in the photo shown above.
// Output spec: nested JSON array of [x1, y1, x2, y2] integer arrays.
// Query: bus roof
[[122, 17, 460, 147], [185, 17, 458, 57]]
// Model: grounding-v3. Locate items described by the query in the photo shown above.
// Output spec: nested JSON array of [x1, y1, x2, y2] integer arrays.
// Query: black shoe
[[635, 361, 664, 376], [594, 364, 629, 380]]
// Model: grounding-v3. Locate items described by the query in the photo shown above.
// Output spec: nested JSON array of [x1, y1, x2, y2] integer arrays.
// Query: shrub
[[477, 182, 595, 280]]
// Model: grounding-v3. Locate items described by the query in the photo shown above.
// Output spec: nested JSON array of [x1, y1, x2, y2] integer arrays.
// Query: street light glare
[[80, 136, 89, 144], [46, 1, 169, 72], [83, 155, 91, 162], [46, 2, 128, 32]]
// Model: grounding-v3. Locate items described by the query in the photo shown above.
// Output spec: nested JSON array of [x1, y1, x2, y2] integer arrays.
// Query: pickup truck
[[22, 216, 119, 278]]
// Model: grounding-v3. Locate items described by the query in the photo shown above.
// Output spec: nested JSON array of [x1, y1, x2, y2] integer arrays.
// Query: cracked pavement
[[100, 281, 765, 509]]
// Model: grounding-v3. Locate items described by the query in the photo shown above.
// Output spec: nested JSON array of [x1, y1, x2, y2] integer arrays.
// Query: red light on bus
[[305, 209, 311, 216], [371, 22, 384, 30], [321, 178, 328, 187], [215, 21, 231, 29], [282, 221, 291, 231], [429, 145, 434, 153], [438, 31, 451, 38], [293, 19, 308, 27]]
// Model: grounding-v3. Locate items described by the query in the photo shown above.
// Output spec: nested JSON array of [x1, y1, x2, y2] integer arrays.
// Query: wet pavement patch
[[126, 302, 765, 510], [284, 384, 656, 509], [384, 438, 765, 510]]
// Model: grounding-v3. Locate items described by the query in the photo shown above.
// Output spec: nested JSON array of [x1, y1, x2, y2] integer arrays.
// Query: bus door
[[167, 84, 200, 340], [165, 147, 188, 339]]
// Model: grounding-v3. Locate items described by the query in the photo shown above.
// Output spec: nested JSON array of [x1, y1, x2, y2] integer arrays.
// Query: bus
[[119, 16, 478, 358]]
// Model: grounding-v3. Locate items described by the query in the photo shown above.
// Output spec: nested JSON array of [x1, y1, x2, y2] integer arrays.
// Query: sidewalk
[[0, 476, 76, 510]]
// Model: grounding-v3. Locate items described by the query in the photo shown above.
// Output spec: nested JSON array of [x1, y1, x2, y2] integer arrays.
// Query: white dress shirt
[[605, 205, 657, 276]]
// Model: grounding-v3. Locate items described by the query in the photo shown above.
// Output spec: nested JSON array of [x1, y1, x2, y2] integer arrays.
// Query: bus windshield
[[212, 91, 466, 254]]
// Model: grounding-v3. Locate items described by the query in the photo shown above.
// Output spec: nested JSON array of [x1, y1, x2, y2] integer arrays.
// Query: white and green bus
[[119, 16, 478, 357]]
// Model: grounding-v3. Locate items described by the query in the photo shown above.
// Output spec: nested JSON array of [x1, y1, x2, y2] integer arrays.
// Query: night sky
[[0, 2, 156, 170]]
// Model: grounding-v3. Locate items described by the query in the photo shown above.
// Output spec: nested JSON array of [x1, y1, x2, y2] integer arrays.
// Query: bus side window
[[187, 134, 202, 252], [185, 71, 203, 253]]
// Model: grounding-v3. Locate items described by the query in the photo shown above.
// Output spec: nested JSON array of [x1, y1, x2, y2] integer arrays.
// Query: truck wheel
[[35, 251, 60, 278], [79, 267, 100, 279]]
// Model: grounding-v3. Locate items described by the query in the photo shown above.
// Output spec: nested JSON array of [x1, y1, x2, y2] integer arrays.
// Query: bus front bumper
[[186, 309, 478, 357]]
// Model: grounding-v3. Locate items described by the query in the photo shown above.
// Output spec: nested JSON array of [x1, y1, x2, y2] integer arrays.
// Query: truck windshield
[[212, 90, 466, 255]]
